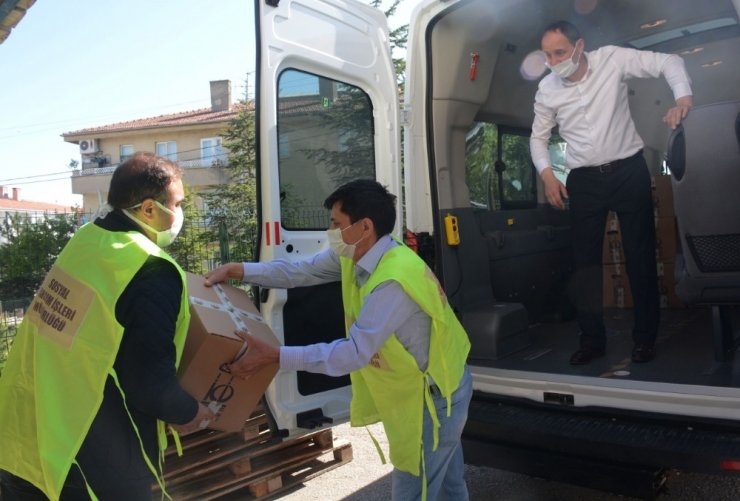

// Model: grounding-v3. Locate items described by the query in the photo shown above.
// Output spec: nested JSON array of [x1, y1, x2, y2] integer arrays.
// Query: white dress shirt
[[530, 45, 693, 173]]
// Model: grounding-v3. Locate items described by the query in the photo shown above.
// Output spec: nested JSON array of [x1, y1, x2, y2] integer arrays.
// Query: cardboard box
[[603, 261, 684, 309], [603, 263, 633, 308], [654, 217, 677, 262], [603, 212, 624, 264], [602, 213, 678, 264], [652, 175, 674, 218], [178, 272, 280, 432], [656, 261, 685, 309]]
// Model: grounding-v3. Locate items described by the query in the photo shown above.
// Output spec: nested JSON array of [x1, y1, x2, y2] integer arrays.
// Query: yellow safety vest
[[0, 222, 190, 500], [342, 242, 470, 477]]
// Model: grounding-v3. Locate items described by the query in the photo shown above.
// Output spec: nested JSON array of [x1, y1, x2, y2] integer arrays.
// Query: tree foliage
[[370, 0, 409, 91], [0, 213, 77, 299], [199, 101, 259, 265], [167, 185, 214, 275]]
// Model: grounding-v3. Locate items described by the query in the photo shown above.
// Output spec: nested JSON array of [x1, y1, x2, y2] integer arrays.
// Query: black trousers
[[566, 151, 660, 351], [0, 469, 153, 501]]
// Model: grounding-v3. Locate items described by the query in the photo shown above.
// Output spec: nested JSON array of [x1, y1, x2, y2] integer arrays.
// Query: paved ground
[[274, 422, 740, 500]]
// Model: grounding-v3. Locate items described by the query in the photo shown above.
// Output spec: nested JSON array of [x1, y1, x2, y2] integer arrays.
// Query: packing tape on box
[[198, 401, 224, 429], [190, 284, 264, 329], [190, 283, 263, 361]]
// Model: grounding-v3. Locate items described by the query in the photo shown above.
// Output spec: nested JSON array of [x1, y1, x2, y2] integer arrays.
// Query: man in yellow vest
[[0, 152, 213, 500], [205, 179, 472, 501]]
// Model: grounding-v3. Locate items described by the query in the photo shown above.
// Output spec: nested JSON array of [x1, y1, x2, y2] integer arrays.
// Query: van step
[[463, 396, 740, 475]]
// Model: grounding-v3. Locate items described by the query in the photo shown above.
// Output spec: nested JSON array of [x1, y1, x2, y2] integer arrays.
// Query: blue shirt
[[242, 235, 431, 375]]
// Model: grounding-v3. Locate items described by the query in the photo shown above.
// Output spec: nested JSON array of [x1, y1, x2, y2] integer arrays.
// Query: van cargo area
[[256, 0, 740, 495], [400, 0, 740, 489]]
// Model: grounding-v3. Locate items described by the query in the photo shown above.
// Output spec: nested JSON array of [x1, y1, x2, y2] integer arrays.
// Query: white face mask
[[546, 41, 581, 79], [327, 221, 364, 259], [124, 200, 184, 247]]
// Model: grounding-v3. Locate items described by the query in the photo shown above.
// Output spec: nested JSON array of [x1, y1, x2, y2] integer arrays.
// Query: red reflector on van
[[720, 460, 740, 471]]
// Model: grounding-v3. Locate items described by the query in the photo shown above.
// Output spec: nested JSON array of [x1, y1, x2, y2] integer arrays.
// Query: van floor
[[486, 306, 740, 388]]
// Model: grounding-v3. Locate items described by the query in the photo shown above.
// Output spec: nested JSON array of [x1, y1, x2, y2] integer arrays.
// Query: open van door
[[255, 0, 400, 435]]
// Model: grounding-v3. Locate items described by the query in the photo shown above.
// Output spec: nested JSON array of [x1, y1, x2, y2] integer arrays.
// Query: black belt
[[581, 149, 642, 173]]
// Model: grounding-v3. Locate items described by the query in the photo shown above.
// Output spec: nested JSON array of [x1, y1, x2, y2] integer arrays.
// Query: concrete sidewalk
[[273, 422, 740, 500]]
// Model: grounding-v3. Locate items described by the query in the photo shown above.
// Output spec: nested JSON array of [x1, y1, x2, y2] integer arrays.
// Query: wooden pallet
[[154, 406, 352, 500]]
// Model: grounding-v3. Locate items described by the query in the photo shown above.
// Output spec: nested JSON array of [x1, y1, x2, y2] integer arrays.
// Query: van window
[[548, 140, 569, 185], [497, 127, 537, 209], [277, 69, 375, 229], [465, 122, 567, 209], [465, 122, 495, 209]]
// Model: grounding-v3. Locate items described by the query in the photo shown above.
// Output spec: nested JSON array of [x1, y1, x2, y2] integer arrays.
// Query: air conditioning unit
[[79, 139, 97, 155]]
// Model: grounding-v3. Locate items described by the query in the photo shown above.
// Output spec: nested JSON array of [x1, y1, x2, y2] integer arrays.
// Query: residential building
[[0, 0, 36, 45], [63, 80, 248, 211], [0, 185, 74, 244], [0, 185, 73, 217]]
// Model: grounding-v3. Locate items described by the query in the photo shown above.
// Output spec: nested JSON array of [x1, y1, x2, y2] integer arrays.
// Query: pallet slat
[[154, 405, 352, 500]]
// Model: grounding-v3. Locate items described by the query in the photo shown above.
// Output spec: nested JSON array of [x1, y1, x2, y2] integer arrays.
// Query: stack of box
[[602, 175, 684, 309], [602, 213, 631, 308]]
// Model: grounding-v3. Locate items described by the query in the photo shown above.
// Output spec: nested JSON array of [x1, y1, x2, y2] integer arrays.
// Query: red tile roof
[[0, 196, 76, 212], [63, 102, 253, 137]]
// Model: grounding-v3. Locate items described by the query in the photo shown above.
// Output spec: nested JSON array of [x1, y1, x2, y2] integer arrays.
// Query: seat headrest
[[666, 125, 686, 181]]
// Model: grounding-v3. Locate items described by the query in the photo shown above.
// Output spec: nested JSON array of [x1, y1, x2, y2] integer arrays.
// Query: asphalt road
[[275, 422, 740, 500]]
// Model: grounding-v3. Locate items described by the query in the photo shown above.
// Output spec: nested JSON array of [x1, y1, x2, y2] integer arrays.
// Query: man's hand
[[541, 167, 568, 210], [170, 402, 217, 435], [228, 330, 279, 380], [663, 95, 693, 129], [204, 262, 244, 287]]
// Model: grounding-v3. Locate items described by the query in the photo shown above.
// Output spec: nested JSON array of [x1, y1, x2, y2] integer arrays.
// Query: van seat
[[667, 100, 740, 361]]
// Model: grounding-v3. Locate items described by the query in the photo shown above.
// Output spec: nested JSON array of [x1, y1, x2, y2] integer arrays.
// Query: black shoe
[[570, 348, 605, 365], [631, 345, 656, 363]]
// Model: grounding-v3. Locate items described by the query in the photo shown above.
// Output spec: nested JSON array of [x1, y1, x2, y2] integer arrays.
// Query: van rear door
[[255, 0, 399, 433]]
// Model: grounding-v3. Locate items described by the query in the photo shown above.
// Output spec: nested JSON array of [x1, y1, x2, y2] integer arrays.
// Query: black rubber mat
[[464, 394, 740, 473]]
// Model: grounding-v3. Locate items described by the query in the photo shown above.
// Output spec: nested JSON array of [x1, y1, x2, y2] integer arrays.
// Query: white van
[[254, 0, 740, 496]]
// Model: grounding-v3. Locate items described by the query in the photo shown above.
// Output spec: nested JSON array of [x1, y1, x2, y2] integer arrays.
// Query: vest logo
[[28, 266, 95, 349], [425, 266, 448, 306], [369, 352, 391, 370]]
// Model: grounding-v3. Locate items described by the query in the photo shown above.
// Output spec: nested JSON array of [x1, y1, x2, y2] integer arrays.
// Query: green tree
[[0, 212, 77, 299], [465, 123, 497, 208], [200, 101, 259, 266], [167, 186, 214, 275], [1, 319, 18, 377], [370, 0, 408, 92]]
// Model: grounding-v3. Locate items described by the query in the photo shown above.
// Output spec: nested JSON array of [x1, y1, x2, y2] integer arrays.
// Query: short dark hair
[[323, 179, 397, 237], [543, 20, 581, 45], [107, 152, 183, 209]]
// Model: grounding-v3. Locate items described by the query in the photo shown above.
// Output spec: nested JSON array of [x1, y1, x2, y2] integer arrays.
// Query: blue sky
[[0, 0, 419, 206]]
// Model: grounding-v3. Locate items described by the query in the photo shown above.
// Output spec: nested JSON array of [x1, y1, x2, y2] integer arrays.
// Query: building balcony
[[72, 157, 227, 177], [71, 157, 231, 206]]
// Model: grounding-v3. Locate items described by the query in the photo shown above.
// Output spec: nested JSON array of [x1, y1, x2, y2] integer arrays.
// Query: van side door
[[256, 0, 399, 432]]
